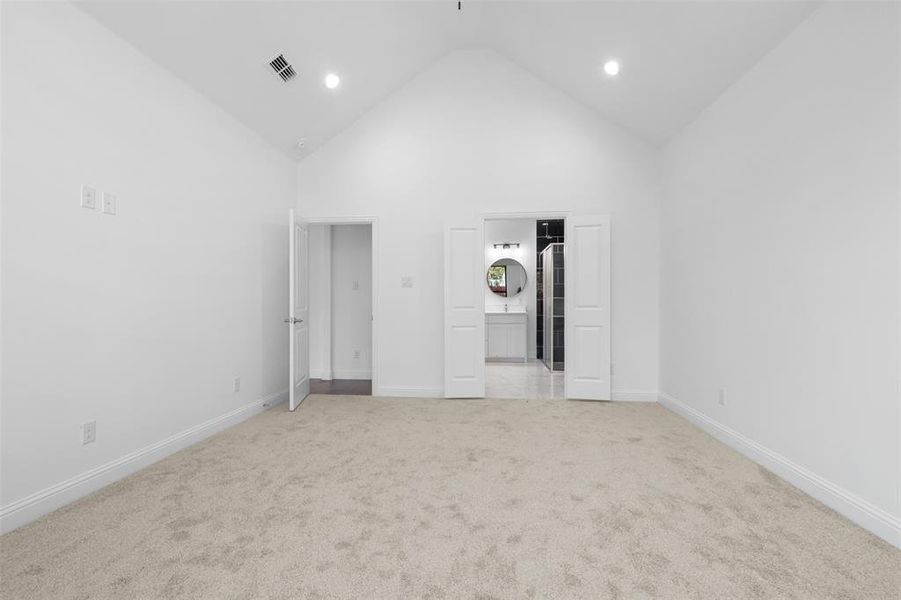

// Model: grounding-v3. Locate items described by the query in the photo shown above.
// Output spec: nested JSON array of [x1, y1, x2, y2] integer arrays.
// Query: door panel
[[565, 215, 611, 400], [444, 223, 485, 397], [288, 210, 310, 410]]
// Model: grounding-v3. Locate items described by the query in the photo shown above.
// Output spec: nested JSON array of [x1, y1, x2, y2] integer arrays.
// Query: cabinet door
[[487, 322, 507, 358], [507, 321, 526, 359]]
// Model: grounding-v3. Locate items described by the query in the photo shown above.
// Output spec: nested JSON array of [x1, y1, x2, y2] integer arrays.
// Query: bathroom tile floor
[[485, 360, 565, 399]]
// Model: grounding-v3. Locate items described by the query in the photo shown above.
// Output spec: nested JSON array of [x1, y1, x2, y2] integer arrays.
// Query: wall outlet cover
[[82, 421, 96, 445], [81, 185, 97, 209], [233, 377, 241, 393], [102, 192, 117, 215]]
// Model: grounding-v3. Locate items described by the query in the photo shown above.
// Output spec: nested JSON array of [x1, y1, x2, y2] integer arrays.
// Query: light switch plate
[[81, 185, 97, 210], [102, 192, 117, 215]]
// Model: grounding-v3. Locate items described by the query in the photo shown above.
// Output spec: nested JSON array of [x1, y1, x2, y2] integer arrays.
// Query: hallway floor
[[310, 378, 372, 396], [1, 395, 895, 599], [485, 360, 564, 399]]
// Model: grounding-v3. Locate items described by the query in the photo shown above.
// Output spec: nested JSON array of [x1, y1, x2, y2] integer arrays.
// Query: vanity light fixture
[[493, 242, 520, 249]]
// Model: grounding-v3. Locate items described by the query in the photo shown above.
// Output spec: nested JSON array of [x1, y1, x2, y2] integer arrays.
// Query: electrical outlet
[[82, 421, 96, 445], [352, 280, 359, 291], [81, 185, 97, 209], [718, 388, 727, 406], [102, 192, 117, 215], [233, 377, 241, 393], [353, 350, 360, 359], [401, 276, 413, 288]]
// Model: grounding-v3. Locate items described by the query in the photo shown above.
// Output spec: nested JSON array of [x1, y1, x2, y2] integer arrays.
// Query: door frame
[[298, 215, 380, 396]]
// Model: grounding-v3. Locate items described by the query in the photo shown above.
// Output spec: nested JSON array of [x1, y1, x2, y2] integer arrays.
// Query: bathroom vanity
[[485, 308, 527, 362]]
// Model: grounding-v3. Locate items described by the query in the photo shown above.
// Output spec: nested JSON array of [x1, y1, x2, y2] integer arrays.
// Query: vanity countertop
[[486, 307, 527, 315]]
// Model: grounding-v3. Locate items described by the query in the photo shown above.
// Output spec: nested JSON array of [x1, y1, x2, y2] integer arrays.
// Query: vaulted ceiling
[[78, 1, 817, 159]]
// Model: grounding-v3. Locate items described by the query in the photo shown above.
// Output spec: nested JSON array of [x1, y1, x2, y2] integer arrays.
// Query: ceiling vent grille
[[268, 54, 296, 82]]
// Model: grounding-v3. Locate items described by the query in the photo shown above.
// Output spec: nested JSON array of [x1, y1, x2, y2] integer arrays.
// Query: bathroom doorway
[[483, 216, 565, 399], [444, 212, 609, 400]]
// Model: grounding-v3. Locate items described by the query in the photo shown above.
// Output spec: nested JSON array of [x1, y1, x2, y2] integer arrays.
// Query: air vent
[[268, 54, 296, 82]]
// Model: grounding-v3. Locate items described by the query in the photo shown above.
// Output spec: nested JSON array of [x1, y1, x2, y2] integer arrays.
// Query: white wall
[[0, 2, 295, 530], [296, 49, 660, 398], [330, 225, 373, 379], [484, 219, 536, 358], [308, 224, 332, 379], [660, 3, 900, 543]]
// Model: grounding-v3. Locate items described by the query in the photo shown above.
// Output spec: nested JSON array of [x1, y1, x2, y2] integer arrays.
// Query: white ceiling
[[78, 1, 817, 159]]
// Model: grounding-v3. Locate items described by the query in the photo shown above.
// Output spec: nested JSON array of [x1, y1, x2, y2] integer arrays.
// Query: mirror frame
[[486, 258, 527, 298]]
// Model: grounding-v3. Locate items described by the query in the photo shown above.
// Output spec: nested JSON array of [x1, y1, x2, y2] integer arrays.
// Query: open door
[[288, 209, 310, 410], [443, 222, 485, 398], [565, 214, 611, 400]]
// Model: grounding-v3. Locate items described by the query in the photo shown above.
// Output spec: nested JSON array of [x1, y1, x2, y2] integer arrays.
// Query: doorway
[[483, 217, 565, 399], [443, 213, 610, 401], [307, 223, 373, 396]]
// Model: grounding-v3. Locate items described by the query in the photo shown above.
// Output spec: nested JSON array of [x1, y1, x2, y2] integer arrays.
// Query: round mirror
[[487, 258, 527, 298]]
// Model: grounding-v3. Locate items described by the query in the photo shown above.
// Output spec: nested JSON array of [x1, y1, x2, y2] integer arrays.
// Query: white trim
[[659, 391, 901, 548], [0, 389, 288, 534], [611, 389, 658, 402], [376, 385, 443, 398]]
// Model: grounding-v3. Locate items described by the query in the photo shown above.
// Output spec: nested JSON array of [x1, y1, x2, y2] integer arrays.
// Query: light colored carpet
[[1, 395, 897, 599]]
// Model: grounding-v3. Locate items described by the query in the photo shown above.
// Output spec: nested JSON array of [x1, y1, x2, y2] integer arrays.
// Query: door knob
[[283, 317, 303, 324]]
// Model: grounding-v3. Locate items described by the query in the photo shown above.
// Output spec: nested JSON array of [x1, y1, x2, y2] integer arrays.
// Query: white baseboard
[[658, 391, 900, 549], [376, 385, 443, 398], [0, 389, 288, 534], [331, 369, 372, 380], [611, 389, 658, 402], [375, 387, 658, 401]]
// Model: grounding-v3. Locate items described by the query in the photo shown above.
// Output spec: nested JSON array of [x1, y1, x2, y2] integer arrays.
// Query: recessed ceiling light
[[324, 73, 340, 89], [603, 60, 620, 76]]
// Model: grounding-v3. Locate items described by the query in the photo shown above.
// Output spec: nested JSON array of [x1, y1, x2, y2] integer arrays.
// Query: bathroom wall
[[536, 219, 564, 361], [484, 219, 537, 359]]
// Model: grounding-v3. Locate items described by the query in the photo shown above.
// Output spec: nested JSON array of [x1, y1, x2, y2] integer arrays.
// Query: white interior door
[[565, 215, 611, 400], [288, 209, 310, 410], [444, 222, 485, 397]]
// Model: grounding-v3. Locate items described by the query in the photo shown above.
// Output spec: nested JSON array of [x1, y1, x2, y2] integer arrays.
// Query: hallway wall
[[330, 225, 373, 379]]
